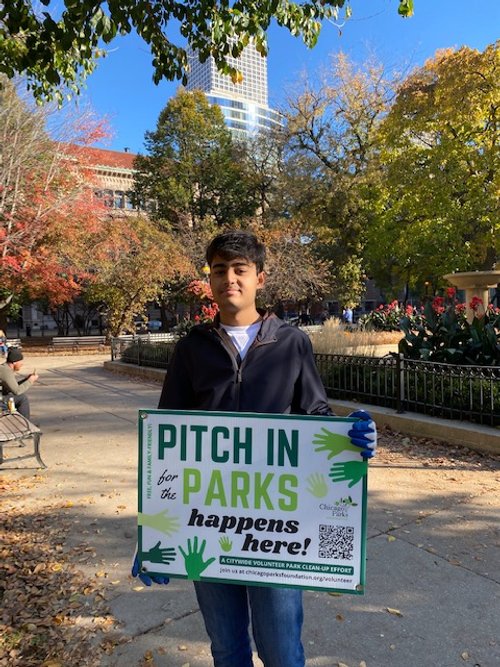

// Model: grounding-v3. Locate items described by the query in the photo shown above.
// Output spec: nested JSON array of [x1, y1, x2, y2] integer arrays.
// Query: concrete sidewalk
[[1, 354, 499, 667]]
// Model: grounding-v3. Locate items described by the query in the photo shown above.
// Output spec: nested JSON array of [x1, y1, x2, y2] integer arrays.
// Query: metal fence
[[315, 352, 500, 426], [110, 334, 176, 363], [315, 353, 399, 410], [112, 338, 500, 426], [111, 336, 176, 368], [399, 356, 500, 425]]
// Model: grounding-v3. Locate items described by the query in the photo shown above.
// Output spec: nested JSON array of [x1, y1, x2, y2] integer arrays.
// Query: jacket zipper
[[213, 329, 242, 410], [234, 338, 276, 410], [213, 327, 277, 411]]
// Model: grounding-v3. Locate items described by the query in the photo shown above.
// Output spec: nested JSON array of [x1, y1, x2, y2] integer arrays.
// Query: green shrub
[[400, 297, 500, 366], [121, 342, 176, 367], [358, 300, 416, 331]]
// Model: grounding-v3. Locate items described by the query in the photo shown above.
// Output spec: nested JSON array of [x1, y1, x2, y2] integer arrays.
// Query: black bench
[[48, 336, 107, 352], [0, 411, 45, 468]]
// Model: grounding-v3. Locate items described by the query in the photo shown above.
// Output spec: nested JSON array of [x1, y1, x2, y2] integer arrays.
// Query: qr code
[[318, 525, 354, 560]]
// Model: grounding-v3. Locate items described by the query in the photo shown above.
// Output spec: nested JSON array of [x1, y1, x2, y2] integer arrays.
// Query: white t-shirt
[[220, 321, 261, 360]]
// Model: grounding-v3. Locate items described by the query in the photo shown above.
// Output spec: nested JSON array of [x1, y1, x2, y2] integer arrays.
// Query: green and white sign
[[138, 410, 369, 594]]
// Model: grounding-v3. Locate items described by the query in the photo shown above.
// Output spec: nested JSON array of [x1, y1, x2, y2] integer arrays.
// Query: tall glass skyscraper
[[186, 43, 282, 139]]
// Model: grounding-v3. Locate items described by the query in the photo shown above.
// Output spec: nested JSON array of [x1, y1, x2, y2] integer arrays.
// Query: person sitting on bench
[[0, 348, 39, 419]]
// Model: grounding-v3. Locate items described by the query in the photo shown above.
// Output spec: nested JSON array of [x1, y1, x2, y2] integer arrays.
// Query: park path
[[1, 353, 499, 667]]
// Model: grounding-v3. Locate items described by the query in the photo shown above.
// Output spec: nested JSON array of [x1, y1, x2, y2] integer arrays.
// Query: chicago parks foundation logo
[[320, 496, 358, 519]]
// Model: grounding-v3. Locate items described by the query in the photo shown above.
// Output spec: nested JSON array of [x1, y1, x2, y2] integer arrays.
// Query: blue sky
[[77, 0, 500, 154]]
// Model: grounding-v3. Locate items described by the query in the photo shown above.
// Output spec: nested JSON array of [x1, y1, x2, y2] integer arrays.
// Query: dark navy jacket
[[158, 312, 331, 416]]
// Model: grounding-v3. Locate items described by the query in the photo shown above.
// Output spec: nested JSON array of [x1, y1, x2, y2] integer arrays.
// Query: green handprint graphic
[[313, 428, 362, 459], [219, 536, 233, 553], [138, 509, 180, 535], [329, 460, 368, 488], [306, 473, 328, 498], [179, 537, 216, 580], [141, 540, 176, 564]]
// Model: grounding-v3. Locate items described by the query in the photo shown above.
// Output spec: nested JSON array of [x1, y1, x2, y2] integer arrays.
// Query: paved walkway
[[2, 354, 499, 667]]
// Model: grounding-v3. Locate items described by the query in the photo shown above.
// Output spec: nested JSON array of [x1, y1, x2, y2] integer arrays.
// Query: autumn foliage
[[0, 79, 109, 312], [85, 215, 192, 336]]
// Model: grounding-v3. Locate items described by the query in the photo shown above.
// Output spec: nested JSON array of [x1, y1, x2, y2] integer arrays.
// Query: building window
[[125, 193, 135, 210], [100, 189, 114, 207], [114, 191, 125, 209]]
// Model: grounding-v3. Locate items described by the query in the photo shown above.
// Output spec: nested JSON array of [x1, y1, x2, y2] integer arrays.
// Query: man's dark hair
[[206, 230, 266, 273]]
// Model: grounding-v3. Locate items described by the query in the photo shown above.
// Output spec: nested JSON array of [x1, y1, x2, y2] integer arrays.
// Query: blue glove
[[347, 410, 377, 459], [132, 553, 170, 586]]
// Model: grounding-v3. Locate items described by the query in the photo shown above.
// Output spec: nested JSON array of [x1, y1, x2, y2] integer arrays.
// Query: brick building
[[67, 144, 140, 214]]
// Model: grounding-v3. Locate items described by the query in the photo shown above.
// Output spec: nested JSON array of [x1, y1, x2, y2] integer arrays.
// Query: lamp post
[[424, 281, 430, 301]]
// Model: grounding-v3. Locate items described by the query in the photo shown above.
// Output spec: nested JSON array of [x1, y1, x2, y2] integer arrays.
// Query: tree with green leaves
[[133, 88, 257, 229], [281, 52, 396, 307], [133, 87, 333, 317], [366, 42, 500, 297], [0, 1, 414, 104], [133, 89, 259, 326], [240, 130, 287, 224]]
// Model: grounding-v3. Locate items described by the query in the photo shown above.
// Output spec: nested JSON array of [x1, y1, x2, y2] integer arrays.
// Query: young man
[[0, 348, 39, 419], [134, 230, 376, 667]]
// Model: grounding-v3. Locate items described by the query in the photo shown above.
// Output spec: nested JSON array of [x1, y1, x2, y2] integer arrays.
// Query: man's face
[[209, 255, 265, 315], [12, 360, 23, 372]]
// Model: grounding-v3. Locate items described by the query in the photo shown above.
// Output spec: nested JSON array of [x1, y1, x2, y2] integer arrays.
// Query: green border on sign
[[144, 408, 354, 422], [137, 408, 368, 595]]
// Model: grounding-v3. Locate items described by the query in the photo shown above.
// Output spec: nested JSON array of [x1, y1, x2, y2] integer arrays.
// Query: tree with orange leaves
[[0, 77, 109, 329], [83, 215, 192, 337]]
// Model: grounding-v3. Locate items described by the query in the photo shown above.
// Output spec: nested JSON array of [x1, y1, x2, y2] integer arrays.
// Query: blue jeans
[[194, 581, 305, 667]]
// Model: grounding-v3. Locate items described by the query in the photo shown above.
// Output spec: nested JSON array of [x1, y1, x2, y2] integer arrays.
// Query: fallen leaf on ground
[[0, 477, 118, 667], [386, 607, 403, 617]]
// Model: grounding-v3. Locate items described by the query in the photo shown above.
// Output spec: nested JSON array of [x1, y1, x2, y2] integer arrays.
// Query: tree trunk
[[0, 295, 13, 332]]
